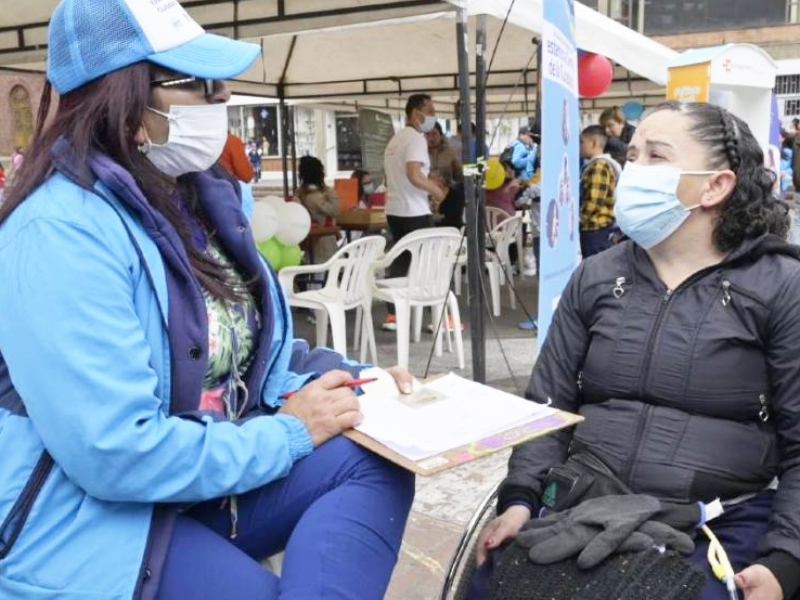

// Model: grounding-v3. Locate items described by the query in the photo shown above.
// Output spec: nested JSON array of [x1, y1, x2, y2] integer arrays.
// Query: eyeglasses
[[150, 76, 217, 98]]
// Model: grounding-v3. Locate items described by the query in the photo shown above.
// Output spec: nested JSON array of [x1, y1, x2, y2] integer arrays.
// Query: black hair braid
[[719, 111, 741, 173], [645, 101, 789, 252]]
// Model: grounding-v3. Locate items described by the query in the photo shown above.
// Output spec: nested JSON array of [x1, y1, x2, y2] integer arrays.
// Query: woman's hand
[[278, 370, 361, 447], [278, 367, 414, 447], [385, 366, 414, 394], [476, 504, 532, 566], [735, 565, 783, 600]]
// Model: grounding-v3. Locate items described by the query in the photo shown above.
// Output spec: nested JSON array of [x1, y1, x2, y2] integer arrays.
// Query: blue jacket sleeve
[[0, 215, 313, 504], [511, 142, 530, 171]]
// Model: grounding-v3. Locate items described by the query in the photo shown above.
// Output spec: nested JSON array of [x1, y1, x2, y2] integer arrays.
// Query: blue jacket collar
[[50, 138, 276, 417]]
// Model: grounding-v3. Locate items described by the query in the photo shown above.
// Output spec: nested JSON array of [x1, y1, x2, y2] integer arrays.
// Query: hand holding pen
[[278, 367, 414, 448]]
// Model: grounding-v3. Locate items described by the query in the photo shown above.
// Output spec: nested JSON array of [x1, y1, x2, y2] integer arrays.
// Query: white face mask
[[140, 103, 228, 177], [419, 115, 437, 133]]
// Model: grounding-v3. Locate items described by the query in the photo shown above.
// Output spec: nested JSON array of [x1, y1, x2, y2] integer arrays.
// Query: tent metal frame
[[0, 0, 450, 58]]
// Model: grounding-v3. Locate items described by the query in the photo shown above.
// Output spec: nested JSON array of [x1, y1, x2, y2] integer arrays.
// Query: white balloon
[[275, 201, 312, 246], [250, 202, 279, 242], [263, 195, 286, 212]]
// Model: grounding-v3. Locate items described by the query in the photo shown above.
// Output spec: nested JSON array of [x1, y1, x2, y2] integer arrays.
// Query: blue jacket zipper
[[0, 451, 54, 564]]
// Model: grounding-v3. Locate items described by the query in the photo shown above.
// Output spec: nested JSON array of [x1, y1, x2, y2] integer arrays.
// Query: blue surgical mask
[[362, 182, 376, 195], [614, 163, 717, 249]]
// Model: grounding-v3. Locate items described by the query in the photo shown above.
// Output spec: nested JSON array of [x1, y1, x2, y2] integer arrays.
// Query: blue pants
[[687, 492, 773, 600], [580, 226, 614, 258], [155, 437, 415, 600], [468, 492, 774, 600]]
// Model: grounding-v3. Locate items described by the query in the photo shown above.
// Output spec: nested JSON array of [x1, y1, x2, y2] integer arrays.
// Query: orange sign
[[667, 63, 710, 103]]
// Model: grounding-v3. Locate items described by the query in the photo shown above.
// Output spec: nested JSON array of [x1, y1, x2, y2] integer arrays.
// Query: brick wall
[[0, 70, 47, 160]]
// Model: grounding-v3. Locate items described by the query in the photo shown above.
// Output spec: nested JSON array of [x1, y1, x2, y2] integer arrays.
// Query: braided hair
[[646, 102, 788, 252]]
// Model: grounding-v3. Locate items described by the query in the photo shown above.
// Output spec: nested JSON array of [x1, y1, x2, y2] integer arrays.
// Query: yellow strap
[[704, 523, 740, 600]]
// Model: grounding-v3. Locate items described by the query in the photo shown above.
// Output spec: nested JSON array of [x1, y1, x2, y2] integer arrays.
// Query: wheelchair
[[439, 481, 501, 600]]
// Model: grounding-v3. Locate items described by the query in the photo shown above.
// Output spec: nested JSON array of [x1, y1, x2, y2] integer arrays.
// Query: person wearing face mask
[[381, 93, 447, 330], [351, 169, 375, 205], [0, 2, 417, 600], [469, 103, 800, 600]]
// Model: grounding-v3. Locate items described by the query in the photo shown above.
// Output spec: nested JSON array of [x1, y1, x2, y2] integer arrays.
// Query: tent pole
[[457, 7, 486, 383], [290, 106, 298, 193], [277, 36, 298, 200], [476, 14, 487, 159], [279, 84, 290, 199], [535, 38, 542, 128], [474, 13, 488, 380], [523, 69, 530, 115]]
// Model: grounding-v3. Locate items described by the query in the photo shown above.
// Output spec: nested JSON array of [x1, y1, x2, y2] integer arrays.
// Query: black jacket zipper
[[638, 263, 728, 396], [626, 265, 727, 483], [637, 288, 674, 398], [0, 451, 54, 563], [621, 404, 653, 485], [721, 279, 769, 307]]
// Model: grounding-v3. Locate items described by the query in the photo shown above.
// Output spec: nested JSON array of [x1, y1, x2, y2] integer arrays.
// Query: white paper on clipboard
[[354, 367, 557, 461]]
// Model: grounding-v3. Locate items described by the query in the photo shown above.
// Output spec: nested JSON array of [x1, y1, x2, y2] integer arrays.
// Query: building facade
[[584, 0, 800, 121], [0, 70, 46, 161]]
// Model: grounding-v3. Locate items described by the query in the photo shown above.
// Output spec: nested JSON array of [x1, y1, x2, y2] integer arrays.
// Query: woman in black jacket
[[478, 102, 799, 600]]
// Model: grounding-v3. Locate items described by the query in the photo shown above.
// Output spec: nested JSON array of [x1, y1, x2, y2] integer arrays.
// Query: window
[[9, 85, 33, 150], [784, 98, 800, 116], [776, 75, 800, 96], [643, 0, 787, 34], [250, 106, 280, 157], [335, 113, 362, 171]]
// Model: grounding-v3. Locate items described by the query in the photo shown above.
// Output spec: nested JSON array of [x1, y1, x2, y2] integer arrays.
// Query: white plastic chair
[[454, 207, 524, 297], [486, 215, 523, 317], [278, 236, 386, 363], [372, 228, 465, 370], [485, 206, 509, 230], [486, 206, 524, 280]]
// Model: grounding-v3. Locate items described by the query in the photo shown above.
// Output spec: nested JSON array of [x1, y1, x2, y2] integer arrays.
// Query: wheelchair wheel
[[440, 481, 501, 600]]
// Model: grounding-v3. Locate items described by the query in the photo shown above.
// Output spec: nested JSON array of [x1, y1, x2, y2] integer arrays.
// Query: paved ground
[[292, 274, 541, 600]]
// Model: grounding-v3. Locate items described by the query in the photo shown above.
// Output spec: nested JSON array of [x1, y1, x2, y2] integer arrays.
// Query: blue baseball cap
[[47, 0, 261, 95]]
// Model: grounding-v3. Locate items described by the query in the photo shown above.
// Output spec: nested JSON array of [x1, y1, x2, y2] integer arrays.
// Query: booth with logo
[[666, 44, 778, 155]]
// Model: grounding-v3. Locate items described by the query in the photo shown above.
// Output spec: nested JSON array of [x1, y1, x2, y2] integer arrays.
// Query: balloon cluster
[[251, 196, 311, 270]]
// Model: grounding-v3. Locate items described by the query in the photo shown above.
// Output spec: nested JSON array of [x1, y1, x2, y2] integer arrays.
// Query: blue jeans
[[468, 492, 775, 600], [687, 492, 773, 600], [155, 437, 415, 600], [580, 226, 614, 258]]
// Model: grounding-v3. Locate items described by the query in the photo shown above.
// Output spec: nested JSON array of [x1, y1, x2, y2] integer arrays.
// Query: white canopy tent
[[0, 0, 678, 380], [1, 0, 676, 114]]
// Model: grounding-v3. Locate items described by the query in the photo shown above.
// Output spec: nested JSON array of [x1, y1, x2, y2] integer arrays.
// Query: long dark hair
[[298, 155, 325, 189], [646, 102, 789, 252], [1, 61, 244, 301]]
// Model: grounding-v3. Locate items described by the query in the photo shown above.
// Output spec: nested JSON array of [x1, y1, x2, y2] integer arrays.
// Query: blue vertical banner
[[538, 0, 581, 349]]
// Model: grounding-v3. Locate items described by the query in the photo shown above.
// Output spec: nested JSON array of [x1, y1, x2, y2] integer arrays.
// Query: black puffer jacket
[[500, 235, 800, 594]]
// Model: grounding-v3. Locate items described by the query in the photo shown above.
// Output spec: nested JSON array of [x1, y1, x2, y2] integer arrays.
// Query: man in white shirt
[[382, 93, 447, 330]]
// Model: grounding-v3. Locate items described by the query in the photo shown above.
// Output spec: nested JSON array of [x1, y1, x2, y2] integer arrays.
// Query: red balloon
[[578, 53, 613, 98]]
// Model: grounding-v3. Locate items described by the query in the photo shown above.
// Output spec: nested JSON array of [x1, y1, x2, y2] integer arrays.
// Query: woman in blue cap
[[0, 1, 415, 599]]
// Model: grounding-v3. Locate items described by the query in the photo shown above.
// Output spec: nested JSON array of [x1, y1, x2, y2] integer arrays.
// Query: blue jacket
[[511, 139, 537, 182], [0, 140, 359, 600]]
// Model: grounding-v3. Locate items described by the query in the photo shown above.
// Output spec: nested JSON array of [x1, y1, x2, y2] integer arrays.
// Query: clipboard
[[344, 409, 583, 476]]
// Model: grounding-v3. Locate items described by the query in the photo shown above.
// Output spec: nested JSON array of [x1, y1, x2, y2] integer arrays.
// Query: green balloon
[[257, 238, 282, 270], [281, 244, 303, 268]]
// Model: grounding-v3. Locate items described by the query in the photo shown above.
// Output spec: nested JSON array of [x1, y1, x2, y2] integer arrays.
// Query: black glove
[[516, 495, 693, 569]]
